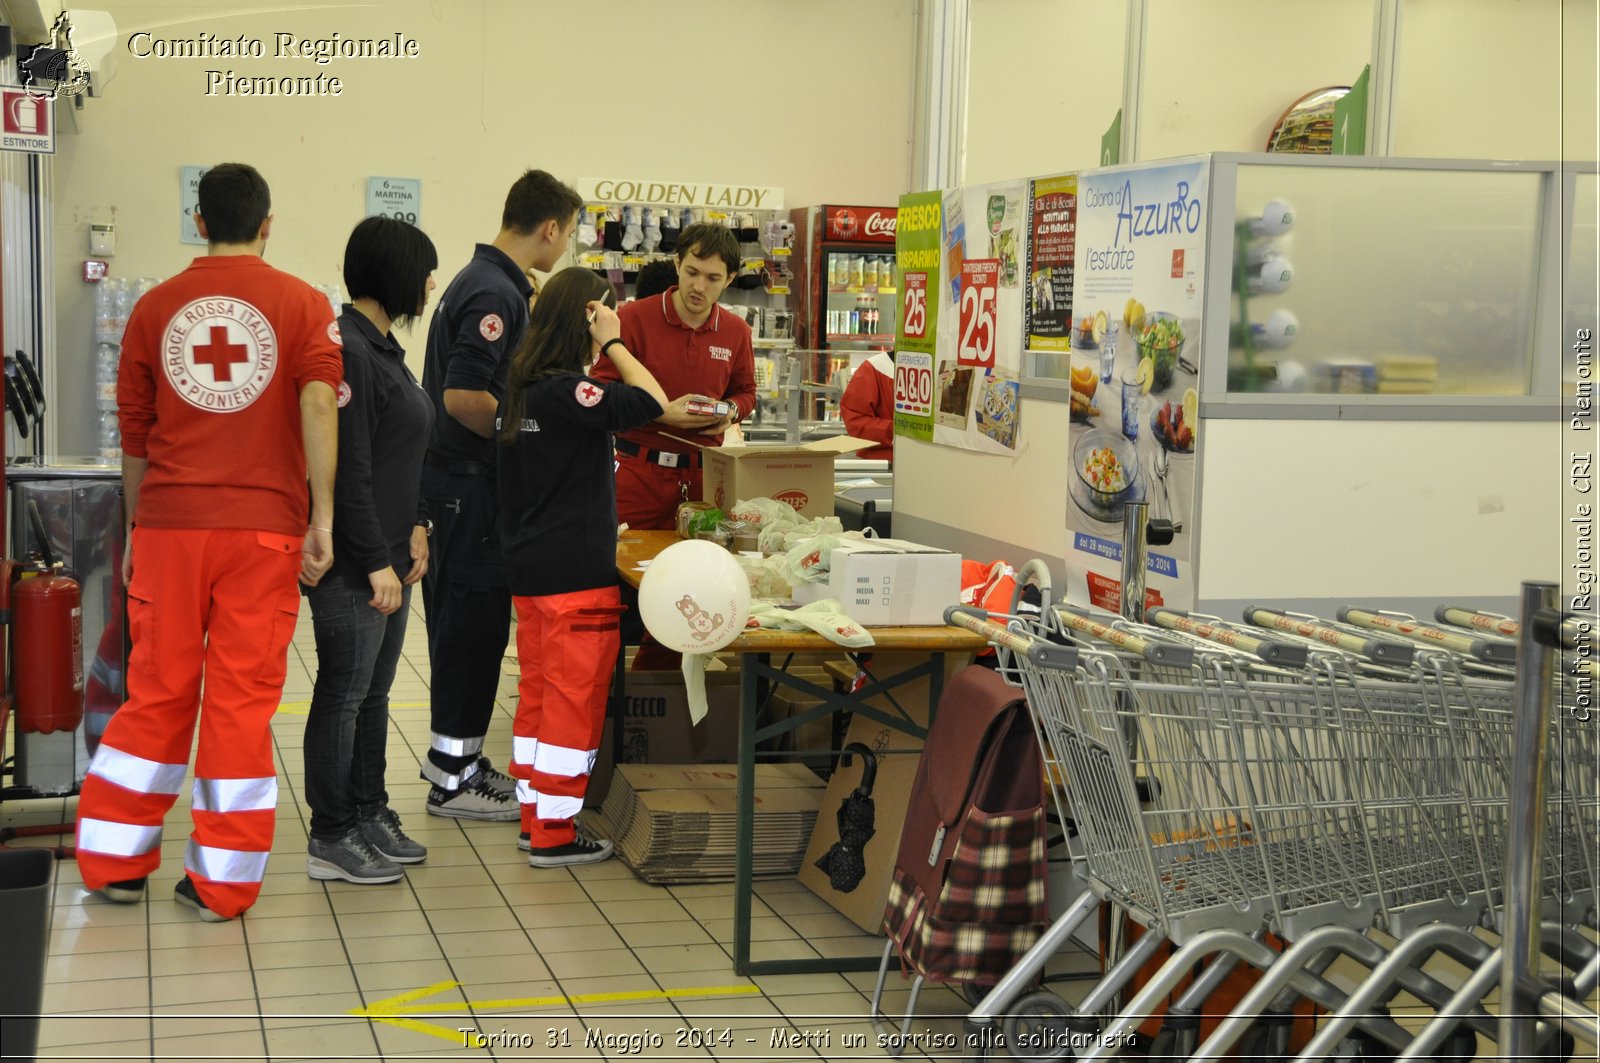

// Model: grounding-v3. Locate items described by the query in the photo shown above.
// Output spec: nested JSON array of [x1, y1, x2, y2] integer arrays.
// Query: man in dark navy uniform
[[418, 170, 581, 820]]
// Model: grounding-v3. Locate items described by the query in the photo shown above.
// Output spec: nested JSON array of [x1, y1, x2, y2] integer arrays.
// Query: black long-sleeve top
[[322, 305, 434, 591], [497, 372, 662, 597]]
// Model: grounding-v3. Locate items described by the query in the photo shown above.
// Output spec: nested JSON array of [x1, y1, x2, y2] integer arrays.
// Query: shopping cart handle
[[1243, 605, 1414, 665], [1148, 607, 1309, 669]]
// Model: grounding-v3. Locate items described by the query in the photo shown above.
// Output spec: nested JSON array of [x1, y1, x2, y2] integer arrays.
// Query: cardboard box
[[790, 538, 963, 625], [587, 668, 742, 806], [696, 436, 873, 519]]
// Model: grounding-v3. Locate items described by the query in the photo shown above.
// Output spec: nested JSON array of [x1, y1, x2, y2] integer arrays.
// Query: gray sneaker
[[475, 757, 517, 798], [358, 806, 427, 864], [307, 828, 404, 884], [425, 773, 520, 822]]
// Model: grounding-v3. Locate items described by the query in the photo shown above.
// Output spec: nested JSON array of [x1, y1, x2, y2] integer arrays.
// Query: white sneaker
[[425, 774, 519, 822]]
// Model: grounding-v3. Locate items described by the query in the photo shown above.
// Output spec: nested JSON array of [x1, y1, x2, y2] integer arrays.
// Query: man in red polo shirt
[[75, 162, 342, 921], [592, 223, 756, 529]]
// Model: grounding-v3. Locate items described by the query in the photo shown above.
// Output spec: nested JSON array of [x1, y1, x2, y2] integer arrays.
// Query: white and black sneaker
[[426, 773, 519, 822], [98, 877, 147, 904], [307, 828, 404, 884], [475, 757, 517, 799], [359, 806, 428, 864], [528, 835, 613, 868]]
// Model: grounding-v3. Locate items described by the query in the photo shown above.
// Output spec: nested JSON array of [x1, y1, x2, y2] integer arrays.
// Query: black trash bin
[[0, 848, 53, 1063]]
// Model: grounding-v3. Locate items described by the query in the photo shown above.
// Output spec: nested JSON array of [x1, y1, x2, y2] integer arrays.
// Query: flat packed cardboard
[[692, 436, 874, 519], [790, 538, 963, 625], [589, 763, 825, 884]]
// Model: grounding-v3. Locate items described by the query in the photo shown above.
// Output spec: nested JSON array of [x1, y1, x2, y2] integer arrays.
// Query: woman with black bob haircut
[[302, 216, 438, 886], [496, 268, 666, 867]]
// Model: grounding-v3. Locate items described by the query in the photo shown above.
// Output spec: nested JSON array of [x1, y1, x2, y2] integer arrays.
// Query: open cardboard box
[[669, 433, 874, 519]]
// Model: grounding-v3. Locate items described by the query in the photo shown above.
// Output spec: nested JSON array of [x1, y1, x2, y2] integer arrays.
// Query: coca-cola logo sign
[[826, 206, 898, 243]]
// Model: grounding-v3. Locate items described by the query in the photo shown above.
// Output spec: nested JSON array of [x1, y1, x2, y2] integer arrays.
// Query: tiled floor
[[4, 599, 1082, 1062], [5, 600, 1593, 1061]]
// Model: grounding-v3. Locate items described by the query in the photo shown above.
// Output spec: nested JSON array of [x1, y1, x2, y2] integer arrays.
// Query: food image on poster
[[987, 192, 1022, 288], [1025, 174, 1077, 351], [943, 189, 967, 305], [974, 368, 1021, 449], [936, 361, 974, 429]]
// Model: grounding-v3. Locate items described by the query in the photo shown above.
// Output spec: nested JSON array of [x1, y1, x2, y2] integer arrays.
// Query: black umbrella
[[813, 743, 879, 893]]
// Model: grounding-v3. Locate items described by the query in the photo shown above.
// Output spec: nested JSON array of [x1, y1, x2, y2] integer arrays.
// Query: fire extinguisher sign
[[0, 87, 55, 154]]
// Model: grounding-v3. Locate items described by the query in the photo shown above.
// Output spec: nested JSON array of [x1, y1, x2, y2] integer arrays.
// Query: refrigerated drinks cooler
[[789, 204, 899, 420]]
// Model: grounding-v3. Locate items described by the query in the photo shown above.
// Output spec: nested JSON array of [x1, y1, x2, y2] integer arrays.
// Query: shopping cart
[[949, 591, 1594, 1061], [946, 602, 1438, 1059]]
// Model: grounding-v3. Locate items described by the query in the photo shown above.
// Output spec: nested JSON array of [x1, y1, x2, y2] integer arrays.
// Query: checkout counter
[[742, 348, 893, 535]]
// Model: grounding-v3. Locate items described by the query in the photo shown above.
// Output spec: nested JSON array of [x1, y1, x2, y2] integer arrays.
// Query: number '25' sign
[[957, 259, 1000, 369]]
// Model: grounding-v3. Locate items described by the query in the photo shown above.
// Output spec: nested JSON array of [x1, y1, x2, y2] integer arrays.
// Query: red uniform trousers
[[508, 587, 622, 847], [75, 528, 302, 918], [614, 448, 701, 532]]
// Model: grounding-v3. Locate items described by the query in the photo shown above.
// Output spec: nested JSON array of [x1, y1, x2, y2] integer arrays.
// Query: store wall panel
[[48, 0, 918, 454], [1194, 416, 1563, 601], [1138, 0, 1375, 160], [964, 0, 1126, 185], [1392, 0, 1574, 160], [893, 394, 1070, 562]]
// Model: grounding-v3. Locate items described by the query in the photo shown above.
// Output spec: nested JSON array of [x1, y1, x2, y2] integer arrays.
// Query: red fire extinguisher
[[12, 501, 83, 735]]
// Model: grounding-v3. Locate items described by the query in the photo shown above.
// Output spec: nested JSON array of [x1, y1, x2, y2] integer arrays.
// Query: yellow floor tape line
[[349, 980, 761, 1044]]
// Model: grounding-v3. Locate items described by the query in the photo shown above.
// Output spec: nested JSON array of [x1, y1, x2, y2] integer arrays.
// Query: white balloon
[[639, 540, 753, 653]]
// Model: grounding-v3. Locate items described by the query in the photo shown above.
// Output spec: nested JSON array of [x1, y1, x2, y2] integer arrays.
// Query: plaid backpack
[[881, 665, 1049, 986]]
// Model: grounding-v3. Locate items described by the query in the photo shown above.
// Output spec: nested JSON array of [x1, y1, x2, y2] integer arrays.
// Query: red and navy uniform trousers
[[75, 528, 303, 918], [508, 586, 623, 847]]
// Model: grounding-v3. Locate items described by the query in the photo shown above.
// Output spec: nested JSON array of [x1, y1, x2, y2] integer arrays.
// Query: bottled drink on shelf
[[98, 410, 121, 459]]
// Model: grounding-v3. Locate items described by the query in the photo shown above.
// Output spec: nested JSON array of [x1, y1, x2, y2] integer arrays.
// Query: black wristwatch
[[416, 519, 434, 537]]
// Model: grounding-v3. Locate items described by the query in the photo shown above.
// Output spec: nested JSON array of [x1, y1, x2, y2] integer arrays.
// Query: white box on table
[[789, 539, 961, 626]]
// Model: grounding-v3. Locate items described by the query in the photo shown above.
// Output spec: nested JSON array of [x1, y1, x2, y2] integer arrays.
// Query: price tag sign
[[900, 272, 929, 341], [894, 350, 934, 417], [366, 177, 421, 223], [957, 258, 1000, 368]]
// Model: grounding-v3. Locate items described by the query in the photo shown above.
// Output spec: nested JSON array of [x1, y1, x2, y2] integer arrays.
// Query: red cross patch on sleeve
[[479, 313, 505, 342], [574, 381, 604, 407], [336, 381, 352, 407], [327, 321, 342, 345]]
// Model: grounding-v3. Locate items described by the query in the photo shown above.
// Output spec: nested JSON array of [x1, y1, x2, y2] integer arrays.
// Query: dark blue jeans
[[303, 580, 410, 840]]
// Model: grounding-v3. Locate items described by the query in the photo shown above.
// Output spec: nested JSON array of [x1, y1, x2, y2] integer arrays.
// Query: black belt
[[614, 437, 700, 469], [425, 454, 492, 478]]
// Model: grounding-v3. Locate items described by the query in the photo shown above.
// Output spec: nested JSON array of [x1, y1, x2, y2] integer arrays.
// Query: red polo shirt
[[593, 287, 756, 455], [118, 255, 344, 535]]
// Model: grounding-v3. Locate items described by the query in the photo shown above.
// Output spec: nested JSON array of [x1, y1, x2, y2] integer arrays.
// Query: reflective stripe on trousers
[[77, 817, 163, 858], [87, 744, 187, 796], [185, 839, 270, 883], [192, 776, 278, 813]]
